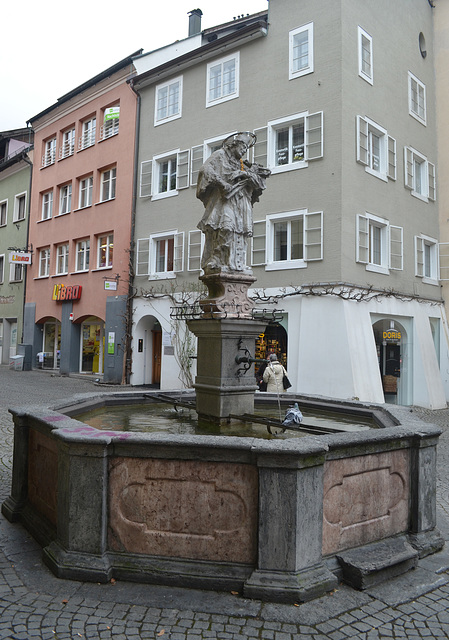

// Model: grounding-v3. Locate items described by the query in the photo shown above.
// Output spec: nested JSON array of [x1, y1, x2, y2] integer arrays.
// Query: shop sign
[[9, 251, 32, 264], [104, 106, 120, 121], [104, 280, 117, 290], [383, 330, 401, 342], [52, 284, 82, 301]]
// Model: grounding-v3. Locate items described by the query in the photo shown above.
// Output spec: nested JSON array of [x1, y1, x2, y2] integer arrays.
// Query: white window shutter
[[190, 145, 204, 186], [188, 230, 203, 271], [356, 116, 368, 166], [387, 136, 396, 181], [304, 211, 323, 261], [136, 238, 150, 275], [356, 214, 369, 263], [305, 112, 323, 160], [439, 243, 449, 280], [251, 219, 266, 265], [415, 236, 424, 277], [140, 161, 153, 197], [253, 127, 268, 167], [173, 232, 184, 272], [428, 162, 436, 201], [404, 147, 414, 189], [389, 225, 403, 270], [176, 149, 190, 190]]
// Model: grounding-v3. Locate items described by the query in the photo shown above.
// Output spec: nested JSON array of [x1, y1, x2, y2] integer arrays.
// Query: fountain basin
[[2, 391, 444, 603]]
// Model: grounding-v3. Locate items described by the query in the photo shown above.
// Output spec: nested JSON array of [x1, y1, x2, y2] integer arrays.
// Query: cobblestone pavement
[[0, 366, 449, 639]]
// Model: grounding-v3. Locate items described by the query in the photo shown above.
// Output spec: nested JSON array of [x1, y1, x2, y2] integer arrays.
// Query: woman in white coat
[[262, 353, 288, 393]]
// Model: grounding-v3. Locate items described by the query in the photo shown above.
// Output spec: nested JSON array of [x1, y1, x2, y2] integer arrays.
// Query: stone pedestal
[[199, 272, 256, 319], [188, 317, 265, 423]]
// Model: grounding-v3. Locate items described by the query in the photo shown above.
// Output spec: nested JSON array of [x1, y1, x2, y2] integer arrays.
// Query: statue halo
[[222, 131, 257, 150]]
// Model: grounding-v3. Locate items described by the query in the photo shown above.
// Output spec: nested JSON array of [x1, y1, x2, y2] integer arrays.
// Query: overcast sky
[[1, 0, 268, 132]]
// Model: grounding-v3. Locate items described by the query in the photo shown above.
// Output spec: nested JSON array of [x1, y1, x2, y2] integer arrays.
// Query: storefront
[[39, 320, 61, 369], [372, 317, 411, 406], [80, 318, 105, 374]]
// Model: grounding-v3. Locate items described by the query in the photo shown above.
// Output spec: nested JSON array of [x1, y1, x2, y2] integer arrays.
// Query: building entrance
[[80, 318, 104, 374], [42, 320, 61, 369], [372, 318, 408, 404]]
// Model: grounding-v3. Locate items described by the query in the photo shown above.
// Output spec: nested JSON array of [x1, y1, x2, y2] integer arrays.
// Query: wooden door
[[152, 330, 162, 384]]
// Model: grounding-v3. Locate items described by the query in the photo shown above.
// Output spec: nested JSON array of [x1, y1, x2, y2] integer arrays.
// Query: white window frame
[[188, 230, 204, 272], [79, 117, 96, 150], [97, 234, 114, 269], [266, 111, 323, 173], [56, 244, 69, 276], [41, 191, 53, 220], [358, 26, 373, 84], [42, 137, 56, 167], [154, 76, 183, 125], [404, 146, 435, 202], [408, 71, 426, 125], [79, 176, 93, 209], [0, 200, 7, 226], [136, 238, 150, 276], [60, 127, 75, 159], [206, 52, 240, 108], [356, 213, 403, 274], [39, 248, 51, 278], [289, 22, 314, 79], [356, 116, 396, 182], [13, 192, 26, 222], [10, 262, 23, 283], [261, 210, 323, 271], [75, 239, 90, 272], [59, 184, 72, 215], [100, 167, 116, 202], [415, 234, 439, 284], [149, 231, 184, 279], [0, 255, 4, 284], [145, 150, 190, 200]]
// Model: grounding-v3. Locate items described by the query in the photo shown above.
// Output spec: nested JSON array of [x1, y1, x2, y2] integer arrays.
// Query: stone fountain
[[1, 133, 445, 604]]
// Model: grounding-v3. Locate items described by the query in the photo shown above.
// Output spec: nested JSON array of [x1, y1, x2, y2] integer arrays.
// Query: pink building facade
[[23, 54, 139, 382]]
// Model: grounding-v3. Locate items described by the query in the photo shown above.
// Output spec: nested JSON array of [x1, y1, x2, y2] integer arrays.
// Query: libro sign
[[9, 251, 32, 264], [52, 284, 82, 301]]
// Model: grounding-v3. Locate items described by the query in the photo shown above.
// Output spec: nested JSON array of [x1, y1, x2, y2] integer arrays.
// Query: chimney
[[188, 8, 203, 36]]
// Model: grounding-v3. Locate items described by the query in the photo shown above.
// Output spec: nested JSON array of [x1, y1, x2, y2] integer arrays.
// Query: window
[[415, 235, 438, 283], [60, 128, 75, 159], [261, 112, 323, 173], [80, 117, 96, 150], [356, 213, 403, 274], [206, 53, 239, 107], [358, 27, 373, 84], [188, 230, 204, 271], [141, 150, 190, 199], [39, 248, 51, 278], [155, 77, 182, 125], [100, 168, 116, 202], [357, 116, 396, 181], [13, 193, 26, 222], [0, 201, 7, 226], [76, 239, 90, 272], [100, 106, 120, 140], [404, 147, 435, 201], [10, 262, 23, 283], [56, 244, 69, 275], [408, 72, 426, 125], [289, 23, 313, 79], [79, 176, 93, 209], [252, 210, 323, 269], [137, 233, 184, 277], [97, 234, 113, 268], [42, 137, 56, 167], [41, 191, 53, 220], [0, 255, 4, 283], [59, 184, 72, 214]]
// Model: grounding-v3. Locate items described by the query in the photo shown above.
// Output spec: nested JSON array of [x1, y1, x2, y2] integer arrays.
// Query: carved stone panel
[[108, 458, 258, 563], [322, 450, 410, 556], [28, 428, 58, 525]]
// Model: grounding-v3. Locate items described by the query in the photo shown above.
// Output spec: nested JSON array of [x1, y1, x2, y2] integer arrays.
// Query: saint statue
[[196, 132, 271, 275]]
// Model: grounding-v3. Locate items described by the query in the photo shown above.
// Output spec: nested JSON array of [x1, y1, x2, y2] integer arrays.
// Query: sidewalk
[[0, 365, 449, 639]]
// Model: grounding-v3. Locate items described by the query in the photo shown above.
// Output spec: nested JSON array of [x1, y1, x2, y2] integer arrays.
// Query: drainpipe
[[20, 142, 34, 345], [124, 79, 141, 384]]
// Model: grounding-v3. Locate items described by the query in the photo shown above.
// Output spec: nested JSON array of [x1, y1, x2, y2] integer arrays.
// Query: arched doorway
[[372, 318, 411, 405], [134, 315, 162, 387], [255, 322, 288, 366]]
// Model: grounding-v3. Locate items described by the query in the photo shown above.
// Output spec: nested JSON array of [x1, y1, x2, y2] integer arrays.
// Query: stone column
[[244, 440, 338, 603]]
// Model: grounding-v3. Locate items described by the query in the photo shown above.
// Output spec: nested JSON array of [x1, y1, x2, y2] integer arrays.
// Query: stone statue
[[196, 132, 271, 275]]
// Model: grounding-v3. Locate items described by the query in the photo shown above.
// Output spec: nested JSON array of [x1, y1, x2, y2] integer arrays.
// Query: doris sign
[[52, 284, 82, 301], [383, 330, 401, 341]]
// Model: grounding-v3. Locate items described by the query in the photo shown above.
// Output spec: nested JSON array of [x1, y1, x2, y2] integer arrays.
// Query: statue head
[[223, 131, 257, 157]]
